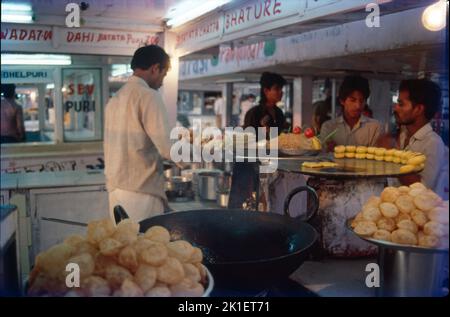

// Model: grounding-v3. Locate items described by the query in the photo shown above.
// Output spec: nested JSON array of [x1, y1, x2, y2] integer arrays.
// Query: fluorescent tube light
[[1, 2, 34, 23], [166, 0, 231, 28], [1, 54, 72, 65]]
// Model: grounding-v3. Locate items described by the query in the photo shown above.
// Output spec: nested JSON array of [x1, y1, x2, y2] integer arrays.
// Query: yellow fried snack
[[398, 186, 410, 194], [384, 156, 394, 162], [409, 182, 427, 191], [99, 238, 123, 256], [144, 226, 171, 244], [81, 276, 111, 297], [408, 188, 426, 197], [393, 150, 404, 158], [418, 234, 440, 248], [345, 145, 356, 152], [373, 229, 392, 242], [156, 257, 185, 285], [334, 145, 346, 153], [413, 164, 425, 172], [391, 229, 418, 245], [355, 153, 366, 159], [120, 278, 144, 297], [377, 217, 396, 232], [356, 146, 368, 154], [395, 195, 415, 214], [302, 162, 323, 168], [167, 240, 195, 263], [381, 187, 400, 203], [393, 157, 401, 164], [365, 153, 375, 160], [414, 193, 439, 211], [334, 152, 345, 159], [134, 264, 157, 293], [321, 162, 338, 168], [87, 219, 115, 245], [395, 212, 412, 223], [399, 165, 415, 173], [354, 221, 377, 236], [170, 278, 204, 297], [379, 202, 400, 218], [367, 147, 376, 154], [374, 148, 386, 156], [423, 221, 445, 237], [362, 206, 382, 222], [410, 209, 429, 227], [396, 219, 418, 234], [374, 155, 384, 161], [139, 243, 168, 266], [345, 152, 356, 159], [145, 285, 172, 297], [385, 149, 396, 156], [364, 196, 381, 208]]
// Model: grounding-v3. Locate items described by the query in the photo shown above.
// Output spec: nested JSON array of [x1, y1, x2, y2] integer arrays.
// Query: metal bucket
[[377, 247, 449, 297], [198, 171, 222, 201]]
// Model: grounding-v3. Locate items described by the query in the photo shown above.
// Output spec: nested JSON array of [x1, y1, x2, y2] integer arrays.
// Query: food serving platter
[[345, 218, 449, 254]]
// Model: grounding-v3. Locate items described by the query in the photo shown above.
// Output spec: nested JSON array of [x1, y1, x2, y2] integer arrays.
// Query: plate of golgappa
[[347, 182, 449, 253]]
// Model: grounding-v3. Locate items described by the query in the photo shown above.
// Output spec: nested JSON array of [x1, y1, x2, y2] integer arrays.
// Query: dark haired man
[[104, 45, 173, 222], [1, 84, 26, 143], [394, 79, 448, 198], [244, 72, 288, 135], [320, 75, 381, 150]]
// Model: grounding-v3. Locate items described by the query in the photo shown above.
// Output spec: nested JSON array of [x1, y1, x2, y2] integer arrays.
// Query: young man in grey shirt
[[320, 76, 382, 151]]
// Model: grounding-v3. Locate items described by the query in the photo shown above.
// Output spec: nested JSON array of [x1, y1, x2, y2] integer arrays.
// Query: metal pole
[[331, 79, 337, 119]]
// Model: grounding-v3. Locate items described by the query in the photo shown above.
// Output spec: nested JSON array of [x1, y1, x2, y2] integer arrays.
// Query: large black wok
[[114, 186, 319, 291]]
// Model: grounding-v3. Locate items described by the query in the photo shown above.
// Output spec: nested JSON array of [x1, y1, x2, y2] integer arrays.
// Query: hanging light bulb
[[422, 0, 447, 31]]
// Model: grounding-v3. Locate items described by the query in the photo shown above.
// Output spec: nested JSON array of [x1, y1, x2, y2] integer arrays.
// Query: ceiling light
[[1, 54, 72, 65], [422, 0, 447, 31], [166, 0, 231, 28], [1, 2, 34, 23]]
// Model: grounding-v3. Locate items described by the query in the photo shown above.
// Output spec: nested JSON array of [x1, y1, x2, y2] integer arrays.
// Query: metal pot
[[216, 190, 230, 208], [198, 171, 222, 201], [164, 176, 192, 193], [163, 161, 181, 179], [377, 246, 448, 297], [113, 185, 319, 292]]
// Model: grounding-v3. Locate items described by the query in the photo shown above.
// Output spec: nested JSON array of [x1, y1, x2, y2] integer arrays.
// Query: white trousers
[[109, 188, 165, 224]]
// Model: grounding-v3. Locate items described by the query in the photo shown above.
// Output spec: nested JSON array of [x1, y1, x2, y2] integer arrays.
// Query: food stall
[[1, 0, 448, 298]]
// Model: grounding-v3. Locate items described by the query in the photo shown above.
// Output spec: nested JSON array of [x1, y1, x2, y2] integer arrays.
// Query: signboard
[[1, 68, 54, 84], [1, 23, 160, 56]]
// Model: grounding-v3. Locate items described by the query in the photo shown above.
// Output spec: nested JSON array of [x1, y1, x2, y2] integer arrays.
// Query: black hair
[[399, 79, 442, 120], [259, 72, 286, 106], [1, 84, 16, 98], [338, 75, 370, 102], [130, 45, 170, 71]]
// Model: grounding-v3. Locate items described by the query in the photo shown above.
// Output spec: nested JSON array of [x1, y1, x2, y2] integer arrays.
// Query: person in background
[[239, 94, 256, 126], [244, 72, 289, 137], [312, 100, 331, 135], [1, 84, 26, 144], [214, 95, 225, 129], [104, 45, 174, 223], [319, 75, 382, 151], [393, 79, 448, 199]]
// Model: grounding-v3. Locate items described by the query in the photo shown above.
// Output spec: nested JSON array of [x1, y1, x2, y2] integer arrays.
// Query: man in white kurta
[[104, 45, 172, 223]]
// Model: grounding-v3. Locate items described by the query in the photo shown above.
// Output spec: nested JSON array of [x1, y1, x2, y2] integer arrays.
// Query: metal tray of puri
[[287, 158, 424, 178], [345, 218, 449, 254]]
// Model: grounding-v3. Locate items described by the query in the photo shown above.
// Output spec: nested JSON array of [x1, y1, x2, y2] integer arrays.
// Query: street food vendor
[[320, 75, 382, 151], [243, 72, 289, 136], [393, 79, 448, 198], [104, 45, 172, 222]]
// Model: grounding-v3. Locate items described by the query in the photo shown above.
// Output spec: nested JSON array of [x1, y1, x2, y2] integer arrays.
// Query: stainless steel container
[[198, 171, 222, 201], [216, 190, 230, 208], [163, 161, 181, 179], [164, 176, 192, 193], [377, 247, 449, 297]]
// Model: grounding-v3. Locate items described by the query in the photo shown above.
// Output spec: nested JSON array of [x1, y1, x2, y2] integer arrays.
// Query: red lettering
[[255, 2, 263, 19], [10, 29, 17, 40], [36, 30, 42, 40], [67, 31, 74, 42], [77, 84, 84, 95], [238, 8, 245, 24], [273, 0, 282, 14], [19, 29, 27, 40], [86, 85, 94, 96], [43, 30, 52, 40], [231, 11, 237, 27], [0, 29, 8, 40], [68, 84, 74, 95], [264, 0, 271, 17], [82, 32, 91, 42], [75, 32, 81, 42], [29, 30, 36, 41]]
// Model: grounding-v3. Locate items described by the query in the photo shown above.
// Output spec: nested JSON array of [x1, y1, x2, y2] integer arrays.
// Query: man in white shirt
[[320, 76, 382, 151], [104, 45, 172, 223], [394, 79, 448, 199], [239, 94, 256, 126]]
